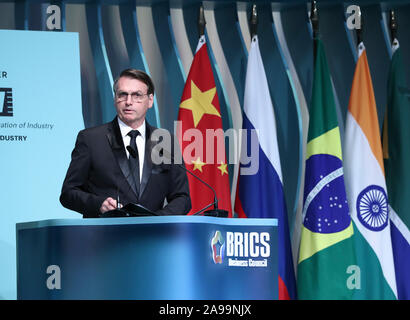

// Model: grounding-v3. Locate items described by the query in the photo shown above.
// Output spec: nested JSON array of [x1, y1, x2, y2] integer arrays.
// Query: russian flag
[[234, 35, 297, 300]]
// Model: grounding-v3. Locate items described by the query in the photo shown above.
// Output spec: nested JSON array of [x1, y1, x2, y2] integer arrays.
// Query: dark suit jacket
[[60, 118, 191, 218]]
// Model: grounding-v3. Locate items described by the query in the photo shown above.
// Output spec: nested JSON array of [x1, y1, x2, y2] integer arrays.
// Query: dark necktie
[[128, 130, 140, 196]]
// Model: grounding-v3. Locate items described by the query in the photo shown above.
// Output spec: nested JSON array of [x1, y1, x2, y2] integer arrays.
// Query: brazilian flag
[[297, 39, 356, 299]]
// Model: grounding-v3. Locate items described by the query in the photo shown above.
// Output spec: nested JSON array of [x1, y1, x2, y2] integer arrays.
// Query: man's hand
[[100, 197, 120, 213]]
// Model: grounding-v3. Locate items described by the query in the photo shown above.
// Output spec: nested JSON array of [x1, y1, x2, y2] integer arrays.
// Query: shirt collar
[[117, 117, 146, 140]]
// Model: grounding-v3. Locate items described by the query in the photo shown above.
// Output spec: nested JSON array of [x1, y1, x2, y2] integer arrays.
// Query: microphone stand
[[179, 162, 228, 218], [159, 148, 228, 217]]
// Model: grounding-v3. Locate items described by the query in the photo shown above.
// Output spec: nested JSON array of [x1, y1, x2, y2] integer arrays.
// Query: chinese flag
[[177, 36, 232, 217]]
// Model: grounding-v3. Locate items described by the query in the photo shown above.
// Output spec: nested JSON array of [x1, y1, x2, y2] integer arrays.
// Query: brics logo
[[211, 231, 224, 264], [0, 88, 13, 117], [211, 230, 270, 267]]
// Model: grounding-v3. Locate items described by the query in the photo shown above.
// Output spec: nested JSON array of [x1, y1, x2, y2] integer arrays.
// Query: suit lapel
[[106, 118, 138, 198], [139, 122, 154, 198]]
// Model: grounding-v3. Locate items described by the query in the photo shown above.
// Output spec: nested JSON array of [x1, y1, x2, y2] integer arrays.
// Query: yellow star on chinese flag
[[192, 157, 206, 172], [217, 162, 228, 176], [179, 80, 221, 127]]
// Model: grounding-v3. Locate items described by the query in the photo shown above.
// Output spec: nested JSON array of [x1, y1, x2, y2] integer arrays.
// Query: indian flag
[[343, 42, 397, 299]]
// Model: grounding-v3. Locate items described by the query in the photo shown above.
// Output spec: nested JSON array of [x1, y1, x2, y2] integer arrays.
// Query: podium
[[16, 216, 278, 300]]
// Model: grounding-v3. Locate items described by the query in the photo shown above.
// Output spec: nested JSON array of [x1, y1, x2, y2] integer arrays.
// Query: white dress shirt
[[117, 118, 145, 182]]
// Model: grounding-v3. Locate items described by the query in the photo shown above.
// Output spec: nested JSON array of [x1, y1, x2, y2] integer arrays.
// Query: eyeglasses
[[116, 91, 149, 102]]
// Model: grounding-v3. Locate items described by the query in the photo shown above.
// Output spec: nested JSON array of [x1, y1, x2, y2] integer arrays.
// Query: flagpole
[[249, 4, 257, 40], [355, 6, 363, 46], [389, 9, 397, 45], [310, 0, 319, 59], [198, 5, 205, 37]]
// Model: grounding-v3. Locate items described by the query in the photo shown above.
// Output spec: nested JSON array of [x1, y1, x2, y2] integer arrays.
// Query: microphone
[[115, 145, 137, 210], [100, 145, 157, 217], [102, 161, 132, 216], [158, 148, 228, 218]]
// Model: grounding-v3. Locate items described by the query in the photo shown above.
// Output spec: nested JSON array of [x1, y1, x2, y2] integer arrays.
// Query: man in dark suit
[[60, 69, 191, 218]]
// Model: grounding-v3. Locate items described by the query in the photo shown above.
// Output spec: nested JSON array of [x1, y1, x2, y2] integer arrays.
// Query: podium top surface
[[16, 215, 278, 230]]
